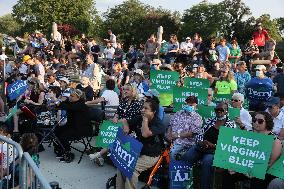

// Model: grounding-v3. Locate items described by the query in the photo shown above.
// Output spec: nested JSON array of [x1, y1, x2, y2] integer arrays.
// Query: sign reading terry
[[110, 128, 143, 178], [213, 127, 274, 179]]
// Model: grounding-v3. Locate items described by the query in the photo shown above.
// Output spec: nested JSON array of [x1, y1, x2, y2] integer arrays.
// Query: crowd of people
[[0, 22, 284, 189]]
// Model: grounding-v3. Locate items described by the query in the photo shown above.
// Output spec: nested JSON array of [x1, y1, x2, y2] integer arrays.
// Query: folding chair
[[70, 135, 94, 164]]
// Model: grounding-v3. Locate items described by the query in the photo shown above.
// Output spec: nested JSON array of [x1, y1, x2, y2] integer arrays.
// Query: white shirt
[[19, 63, 28, 75], [110, 33, 117, 48], [240, 107, 252, 131], [101, 90, 119, 106], [104, 47, 115, 59], [180, 41, 193, 52], [272, 111, 284, 136]]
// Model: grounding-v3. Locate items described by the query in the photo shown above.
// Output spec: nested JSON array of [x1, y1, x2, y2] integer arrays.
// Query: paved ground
[[39, 143, 156, 189]]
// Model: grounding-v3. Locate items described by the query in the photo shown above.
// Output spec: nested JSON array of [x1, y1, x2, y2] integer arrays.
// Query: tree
[[12, 0, 100, 36], [0, 14, 22, 36], [101, 0, 181, 49]]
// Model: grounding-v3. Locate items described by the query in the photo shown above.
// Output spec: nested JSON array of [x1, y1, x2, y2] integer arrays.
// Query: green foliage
[[12, 0, 100, 36], [0, 14, 23, 36], [101, 0, 181, 48]]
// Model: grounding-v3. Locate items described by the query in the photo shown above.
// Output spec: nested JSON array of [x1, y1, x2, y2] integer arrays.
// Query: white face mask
[[256, 70, 264, 77]]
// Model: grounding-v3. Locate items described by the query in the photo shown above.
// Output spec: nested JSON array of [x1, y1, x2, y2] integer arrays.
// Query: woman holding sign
[[117, 98, 165, 189], [222, 111, 282, 189]]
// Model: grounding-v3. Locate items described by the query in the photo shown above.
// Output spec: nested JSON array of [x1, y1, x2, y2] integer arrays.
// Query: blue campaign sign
[[170, 161, 193, 189], [7, 80, 28, 100], [109, 127, 143, 178]]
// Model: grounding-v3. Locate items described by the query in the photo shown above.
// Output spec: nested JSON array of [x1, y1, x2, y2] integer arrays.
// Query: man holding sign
[[116, 99, 165, 189]]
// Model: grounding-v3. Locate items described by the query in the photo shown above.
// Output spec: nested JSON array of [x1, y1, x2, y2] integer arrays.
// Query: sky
[[0, 0, 283, 19]]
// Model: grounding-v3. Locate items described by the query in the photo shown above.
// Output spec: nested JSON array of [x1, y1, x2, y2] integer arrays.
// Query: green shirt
[[215, 80, 237, 94], [229, 48, 241, 64]]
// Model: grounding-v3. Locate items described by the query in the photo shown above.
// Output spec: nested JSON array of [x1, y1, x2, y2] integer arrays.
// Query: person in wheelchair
[[53, 89, 92, 163], [117, 98, 165, 189]]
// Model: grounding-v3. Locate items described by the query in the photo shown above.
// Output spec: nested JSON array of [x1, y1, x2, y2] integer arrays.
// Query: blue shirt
[[216, 45, 230, 62], [245, 77, 273, 107], [234, 71, 251, 95]]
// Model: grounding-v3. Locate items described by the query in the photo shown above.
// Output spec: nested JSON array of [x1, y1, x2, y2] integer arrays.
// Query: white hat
[[255, 65, 266, 71], [134, 69, 144, 76], [59, 77, 70, 84], [232, 93, 244, 102], [186, 37, 191, 40]]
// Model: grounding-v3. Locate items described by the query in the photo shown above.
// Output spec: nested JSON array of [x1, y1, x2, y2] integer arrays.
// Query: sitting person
[[85, 79, 119, 106], [117, 98, 165, 189], [54, 89, 92, 163], [254, 37, 276, 60], [143, 89, 164, 120], [222, 111, 282, 189], [181, 102, 236, 189], [167, 96, 203, 161]]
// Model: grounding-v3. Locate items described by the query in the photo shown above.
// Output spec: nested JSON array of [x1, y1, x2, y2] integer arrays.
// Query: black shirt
[[128, 115, 165, 157], [115, 99, 143, 119]]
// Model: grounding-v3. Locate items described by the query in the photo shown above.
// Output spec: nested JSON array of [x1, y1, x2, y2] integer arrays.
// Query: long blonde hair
[[123, 83, 139, 100]]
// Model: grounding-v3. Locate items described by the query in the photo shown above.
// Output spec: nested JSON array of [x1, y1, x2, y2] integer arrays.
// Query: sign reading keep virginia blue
[[7, 80, 28, 100], [109, 128, 143, 178], [170, 161, 193, 189]]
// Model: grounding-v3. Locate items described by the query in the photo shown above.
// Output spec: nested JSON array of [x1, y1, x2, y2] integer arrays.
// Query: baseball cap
[[266, 97, 280, 107], [143, 89, 160, 98], [134, 69, 144, 76], [255, 65, 266, 71], [23, 55, 31, 62], [59, 77, 70, 85]]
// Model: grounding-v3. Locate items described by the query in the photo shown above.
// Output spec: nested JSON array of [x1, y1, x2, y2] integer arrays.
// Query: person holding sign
[[167, 96, 203, 161], [222, 111, 282, 189], [230, 93, 252, 131], [117, 98, 165, 189], [215, 66, 237, 95], [181, 102, 236, 189]]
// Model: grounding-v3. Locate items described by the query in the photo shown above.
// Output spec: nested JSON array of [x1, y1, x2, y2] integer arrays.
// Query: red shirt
[[253, 29, 269, 47]]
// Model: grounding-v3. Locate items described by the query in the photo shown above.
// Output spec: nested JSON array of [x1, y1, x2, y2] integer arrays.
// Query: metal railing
[[0, 135, 52, 189]]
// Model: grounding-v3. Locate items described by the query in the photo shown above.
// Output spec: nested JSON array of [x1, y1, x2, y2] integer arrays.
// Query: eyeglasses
[[231, 99, 240, 102], [214, 108, 225, 113], [252, 118, 265, 124]]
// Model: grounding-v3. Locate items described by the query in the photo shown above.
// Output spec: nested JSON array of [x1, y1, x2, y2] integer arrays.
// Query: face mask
[[150, 65, 158, 70], [217, 115, 227, 121], [183, 105, 194, 113], [256, 71, 263, 77]]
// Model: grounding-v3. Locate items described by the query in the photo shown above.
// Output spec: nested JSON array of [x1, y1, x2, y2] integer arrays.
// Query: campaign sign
[[184, 77, 210, 89], [7, 80, 28, 100], [4, 106, 18, 122], [170, 161, 193, 189], [213, 94, 232, 103], [150, 70, 179, 106], [213, 127, 274, 179], [267, 153, 284, 180], [95, 120, 122, 148], [173, 86, 208, 112], [110, 128, 143, 178], [197, 105, 240, 123]]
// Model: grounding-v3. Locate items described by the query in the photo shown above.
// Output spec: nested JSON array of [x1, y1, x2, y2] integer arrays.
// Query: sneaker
[[89, 152, 101, 161], [59, 153, 75, 163], [96, 157, 104, 166], [55, 153, 64, 159]]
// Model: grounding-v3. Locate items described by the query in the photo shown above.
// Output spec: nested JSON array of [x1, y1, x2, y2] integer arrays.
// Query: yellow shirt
[[216, 80, 237, 94]]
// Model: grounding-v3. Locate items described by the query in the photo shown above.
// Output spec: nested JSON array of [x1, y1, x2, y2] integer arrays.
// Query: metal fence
[[0, 135, 52, 189]]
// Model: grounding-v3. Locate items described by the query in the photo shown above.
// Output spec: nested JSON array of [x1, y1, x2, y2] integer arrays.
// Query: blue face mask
[[183, 105, 194, 113]]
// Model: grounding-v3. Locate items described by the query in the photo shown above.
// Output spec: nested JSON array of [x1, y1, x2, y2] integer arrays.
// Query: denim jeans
[[181, 145, 214, 189]]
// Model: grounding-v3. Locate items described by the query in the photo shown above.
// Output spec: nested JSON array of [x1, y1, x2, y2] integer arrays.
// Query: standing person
[[246, 65, 274, 111], [230, 93, 252, 131], [252, 23, 269, 52], [234, 61, 251, 95], [181, 102, 236, 189], [83, 54, 101, 94], [116, 99, 165, 189], [216, 38, 230, 63], [204, 39, 218, 72], [104, 30, 117, 48], [19, 55, 33, 79], [89, 39, 100, 63], [144, 34, 160, 63], [104, 42, 115, 69], [167, 96, 203, 160], [215, 67, 237, 95]]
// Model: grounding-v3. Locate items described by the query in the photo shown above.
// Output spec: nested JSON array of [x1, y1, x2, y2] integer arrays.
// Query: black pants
[[54, 126, 78, 152]]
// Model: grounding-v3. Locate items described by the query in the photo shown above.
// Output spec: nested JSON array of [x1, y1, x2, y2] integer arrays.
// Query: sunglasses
[[214, 108, 225, 113], [231, 99, 240, 102], [252, 118, 265, 124]]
